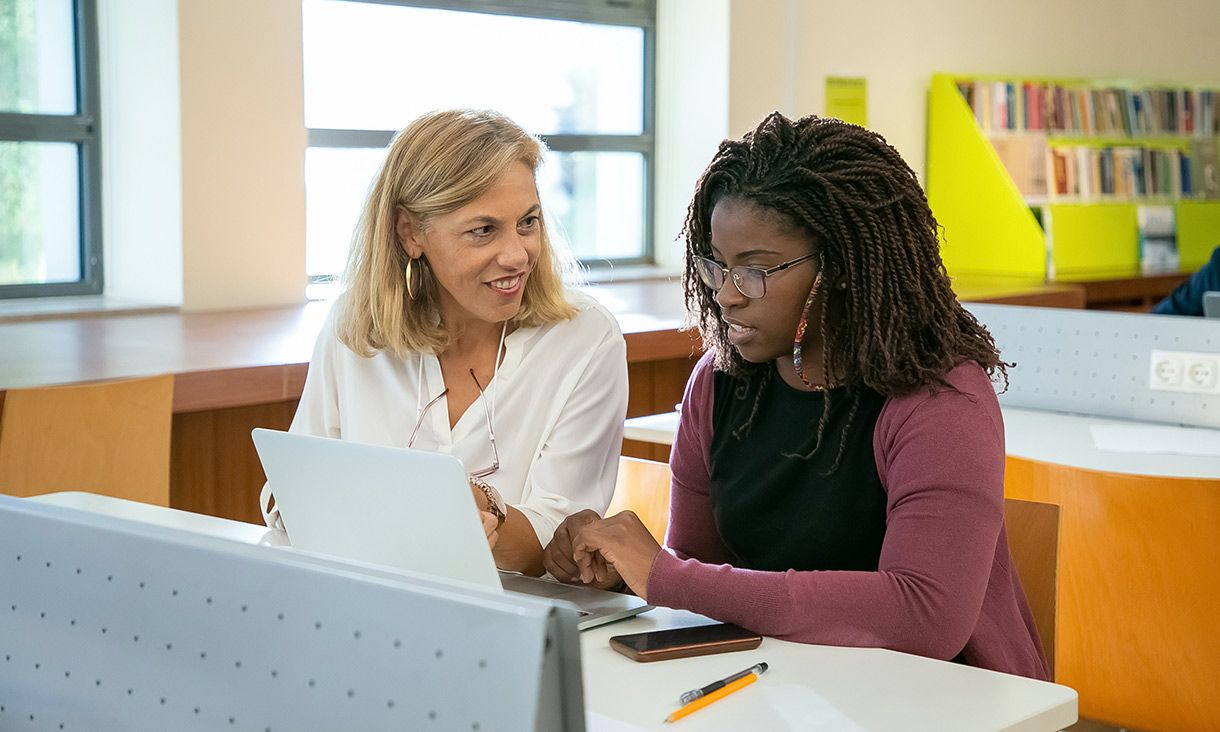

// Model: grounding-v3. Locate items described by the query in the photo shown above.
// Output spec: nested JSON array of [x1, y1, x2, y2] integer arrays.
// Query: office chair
[[0, 374, 175, 506]]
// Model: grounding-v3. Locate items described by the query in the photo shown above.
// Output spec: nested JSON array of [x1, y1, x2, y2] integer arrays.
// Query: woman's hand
[[544, 510, 623, 589], [480, 510, 500, 551], [471, 485, 500, 549], [570, 511, 662, 601]]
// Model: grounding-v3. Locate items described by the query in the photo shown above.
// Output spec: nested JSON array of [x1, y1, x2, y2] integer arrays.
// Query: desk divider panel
[[0, 496, 584, 732], [967, 304, 1220, 429]]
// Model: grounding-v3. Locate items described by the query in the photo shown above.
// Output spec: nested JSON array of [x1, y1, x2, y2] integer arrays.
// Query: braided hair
[[682, 112, 1007, 463]]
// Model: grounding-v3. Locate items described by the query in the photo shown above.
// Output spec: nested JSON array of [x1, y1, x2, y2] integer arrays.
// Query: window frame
[[304, 0, 657, 281], [0, 0, 104, 299]]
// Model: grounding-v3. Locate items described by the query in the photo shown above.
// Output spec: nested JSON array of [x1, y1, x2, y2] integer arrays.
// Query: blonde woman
[[264, 109, 628, 575]]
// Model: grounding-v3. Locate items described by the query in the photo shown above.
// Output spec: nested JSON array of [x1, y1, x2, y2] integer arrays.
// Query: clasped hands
[[542, 509, 663, 602]]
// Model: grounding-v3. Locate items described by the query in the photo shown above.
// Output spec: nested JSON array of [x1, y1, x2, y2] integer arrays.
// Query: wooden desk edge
[[964, 286, 1087, 309], [172, 364, 309, 413]]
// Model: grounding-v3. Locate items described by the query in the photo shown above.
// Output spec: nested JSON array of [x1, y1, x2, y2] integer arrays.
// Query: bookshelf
[[927, 73, 1220, 281]]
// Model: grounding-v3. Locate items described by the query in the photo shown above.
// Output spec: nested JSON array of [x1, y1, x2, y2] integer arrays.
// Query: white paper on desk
[[586, 711, 651, 731], [1089, 424, 1220, 457]]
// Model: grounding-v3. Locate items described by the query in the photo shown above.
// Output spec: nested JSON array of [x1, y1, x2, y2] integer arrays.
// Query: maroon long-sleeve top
[[646, 351, 1049, 680]]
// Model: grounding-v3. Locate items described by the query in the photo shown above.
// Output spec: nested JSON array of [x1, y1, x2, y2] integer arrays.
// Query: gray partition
[[0, 496, 583, 732], [967, 303, 1220, 429]]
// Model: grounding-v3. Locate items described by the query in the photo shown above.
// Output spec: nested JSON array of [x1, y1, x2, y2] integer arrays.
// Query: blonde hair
[[337, 109, 580, 358]]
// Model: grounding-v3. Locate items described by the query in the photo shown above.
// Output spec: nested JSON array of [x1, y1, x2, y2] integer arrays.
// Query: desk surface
[[626, 407, 1220, 480], [28, 492, 1077, 732], [0, 278, 1080, 413], [1002, 407, 1220, 479]]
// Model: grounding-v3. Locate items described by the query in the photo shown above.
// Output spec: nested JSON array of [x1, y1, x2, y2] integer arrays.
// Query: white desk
[[582, 607, 1076, 732], [28, 492, 1076, 732], [1001, 407, 1220, 479], [623, 411, 680, 446], [625, 407, 1220, 479]]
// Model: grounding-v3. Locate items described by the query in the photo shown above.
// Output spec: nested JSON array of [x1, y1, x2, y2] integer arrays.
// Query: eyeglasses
[[407, 369, 499, 479], [694, 252, 818, 299]]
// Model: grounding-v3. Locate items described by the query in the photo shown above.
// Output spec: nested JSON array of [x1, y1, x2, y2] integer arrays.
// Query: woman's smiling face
[[399, 162, 542, 328]]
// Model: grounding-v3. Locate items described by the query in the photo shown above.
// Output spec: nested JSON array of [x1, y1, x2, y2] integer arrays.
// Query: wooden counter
[[1050, 269, 1189, 311], [0, 277, 1083, 522], [950, 274, 1086, 309]]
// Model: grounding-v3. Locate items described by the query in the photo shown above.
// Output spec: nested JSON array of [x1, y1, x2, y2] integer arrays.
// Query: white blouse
[[282, 293, 629, 546]]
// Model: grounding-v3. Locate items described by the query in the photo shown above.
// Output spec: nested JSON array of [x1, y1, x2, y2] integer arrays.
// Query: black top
[[709, 366, 888, 573]]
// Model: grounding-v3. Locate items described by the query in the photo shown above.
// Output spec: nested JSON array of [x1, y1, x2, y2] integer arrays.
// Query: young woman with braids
[[543, 112, 1049, 680]]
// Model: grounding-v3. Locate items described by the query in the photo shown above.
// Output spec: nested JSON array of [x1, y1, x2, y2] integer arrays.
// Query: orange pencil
[[663, 672, 759, 723]]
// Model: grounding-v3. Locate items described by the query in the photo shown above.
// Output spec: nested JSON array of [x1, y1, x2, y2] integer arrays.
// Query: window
[[302, 0, 655, 285], [0, 0, 102, 298]]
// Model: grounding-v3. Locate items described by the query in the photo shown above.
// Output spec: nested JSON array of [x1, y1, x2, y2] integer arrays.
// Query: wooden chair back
[[606, 456, 672, 542], [0, 375, 175, 506], [1002, 497, 1060, 679]]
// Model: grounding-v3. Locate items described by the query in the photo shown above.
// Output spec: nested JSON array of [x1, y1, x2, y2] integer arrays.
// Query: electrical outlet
[[1150, 350, 1220, 393], [1150, 351, 1183, 387], [1185, 356, 1219, 391]]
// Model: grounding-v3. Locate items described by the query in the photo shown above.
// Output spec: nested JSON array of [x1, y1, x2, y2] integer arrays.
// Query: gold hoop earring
[[405, 257, 418, 300]]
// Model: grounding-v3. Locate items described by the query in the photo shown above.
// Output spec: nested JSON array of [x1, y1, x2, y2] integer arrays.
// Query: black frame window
[[0, 0, 103, 299]]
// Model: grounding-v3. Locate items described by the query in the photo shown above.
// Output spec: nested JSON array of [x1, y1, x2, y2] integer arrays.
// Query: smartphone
[[609, 623, 762, 662]]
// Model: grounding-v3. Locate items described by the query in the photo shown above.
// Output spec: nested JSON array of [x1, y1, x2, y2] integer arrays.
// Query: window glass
[[302, 0, 643, 135], [0, 0, 77, 115], [0, 141, 81, 285], [539, 151, 644, 262], [305, 146, 386, 278]]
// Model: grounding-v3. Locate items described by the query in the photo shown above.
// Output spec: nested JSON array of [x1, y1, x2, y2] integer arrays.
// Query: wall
[[177, 0, 307, 310], [98, 0, 183, 305], [654, 0, 730, 272], [728, 0, 1220, 181]]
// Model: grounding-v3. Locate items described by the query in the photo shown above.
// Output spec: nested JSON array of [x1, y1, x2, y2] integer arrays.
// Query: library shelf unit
[[926, 72, 1220, 301]]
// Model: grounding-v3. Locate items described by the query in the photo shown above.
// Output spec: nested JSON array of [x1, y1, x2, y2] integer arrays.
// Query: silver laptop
[[251, 428, 651, 630], [1203, 291, 1220, 318]]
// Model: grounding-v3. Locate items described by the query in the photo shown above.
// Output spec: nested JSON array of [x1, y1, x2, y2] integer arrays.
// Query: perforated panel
[[0, 497, 583, 732], [967, 304, 1220, 429]]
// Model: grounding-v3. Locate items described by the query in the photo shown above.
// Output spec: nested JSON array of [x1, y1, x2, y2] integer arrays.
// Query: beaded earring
[[792, 272, 824, 391]]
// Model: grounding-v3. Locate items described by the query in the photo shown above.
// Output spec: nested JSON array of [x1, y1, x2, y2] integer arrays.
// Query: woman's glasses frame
[[407, 369, 499, 479], [694, 252, 818, 299]]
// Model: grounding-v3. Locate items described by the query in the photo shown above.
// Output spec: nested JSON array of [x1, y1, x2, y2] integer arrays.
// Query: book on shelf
[[990, 134, 1047, 196], [1193, 137, 1220, 199], [1137, 205, 1179, 273], [958, 79, 1220, 137], [1045, 142, 1195, 202]]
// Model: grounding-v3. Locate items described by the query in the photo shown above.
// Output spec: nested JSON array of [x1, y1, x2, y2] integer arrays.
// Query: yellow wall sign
[[825, 77, 868, 127]]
